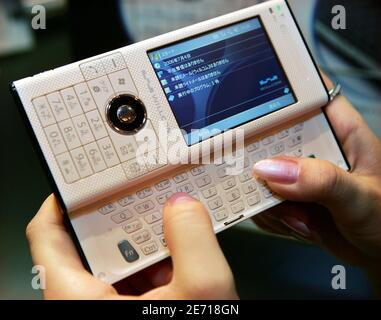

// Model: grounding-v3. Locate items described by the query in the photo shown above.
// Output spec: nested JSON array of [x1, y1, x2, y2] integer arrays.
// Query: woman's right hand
[[252, 77, 381, 292]]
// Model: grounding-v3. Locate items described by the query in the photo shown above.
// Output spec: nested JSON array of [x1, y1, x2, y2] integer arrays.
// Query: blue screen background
[[148, 17, 296, 145]]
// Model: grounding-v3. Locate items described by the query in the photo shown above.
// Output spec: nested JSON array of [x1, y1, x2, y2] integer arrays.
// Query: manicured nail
[[280, 216, 311, 238], [167, 192, 194, 206], [151, 267, 173, 287], [253, 159, 299, 184], [280, 216, 322, 244]]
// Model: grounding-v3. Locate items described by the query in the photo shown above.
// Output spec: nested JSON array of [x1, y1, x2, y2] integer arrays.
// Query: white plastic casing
[[13, 0, 328, 211], [12, 1, 349, 283]]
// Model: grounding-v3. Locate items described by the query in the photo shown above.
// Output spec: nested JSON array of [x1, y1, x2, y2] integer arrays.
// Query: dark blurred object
[[68, 0, 132, 60], [315, 0, 381, 87], [0, 0, 33, 56]]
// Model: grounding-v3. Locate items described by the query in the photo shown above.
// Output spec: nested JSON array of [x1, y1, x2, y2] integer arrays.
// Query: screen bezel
[[147, 15, 297, 146]]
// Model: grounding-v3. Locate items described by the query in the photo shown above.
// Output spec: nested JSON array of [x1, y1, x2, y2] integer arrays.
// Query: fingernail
[[280, 216, 311, 238], [167, 192, 194, 206], [151, 268, 172, 287], [280, 217, 322, 243], [253, 159, 299, 184]]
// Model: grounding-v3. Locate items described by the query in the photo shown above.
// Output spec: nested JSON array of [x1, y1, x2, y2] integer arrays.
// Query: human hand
[[252, 76, 381, 287], [26, 193, 238, 300]]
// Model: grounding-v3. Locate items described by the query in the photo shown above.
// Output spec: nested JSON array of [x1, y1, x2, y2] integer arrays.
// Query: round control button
[[117, 105, 137, 124], [106, 94, 147, 135]]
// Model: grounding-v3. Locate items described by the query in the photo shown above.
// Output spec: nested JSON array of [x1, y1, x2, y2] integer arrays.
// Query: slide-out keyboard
[[95, 121, 304, 264]]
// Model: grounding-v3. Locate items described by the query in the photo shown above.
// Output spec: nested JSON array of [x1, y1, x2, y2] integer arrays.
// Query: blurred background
[[0, 0, 380, 299]]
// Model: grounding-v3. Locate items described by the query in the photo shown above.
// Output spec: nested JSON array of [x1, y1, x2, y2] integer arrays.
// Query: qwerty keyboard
[[93, 121, 304, 265]]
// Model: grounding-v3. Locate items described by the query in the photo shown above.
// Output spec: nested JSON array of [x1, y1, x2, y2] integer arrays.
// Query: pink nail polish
[[253, 159, 299, 184], [280, 216, 311, 238], [280, 216, 322, 244], [167, 192, 194, 206]]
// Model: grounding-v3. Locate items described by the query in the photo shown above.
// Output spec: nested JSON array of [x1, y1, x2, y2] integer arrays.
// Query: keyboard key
[[270, 142, 285, 156], [251, 150, 268, 163], [173, 172, 188, 184], [80, 60, 106, 80], [244, 157, 250, 168], [45, 124, 67, 155], [132, 230, 151, 245], [263, 188, 274, 198], [84, 142, 107, 172], [217, 167, 228, 178], [159, 237, 167, 247], [58, 119, 81, 150], [242, 181, 257, 194], [108, 127, 138, 162], [118, 195, 135, 207], [108, 68, 138, 95], [136, 188, 153, 199], [72, 114, 95, 145], [98, 203, 116, 215], [87, 76, 114, 121], [122, 159, 147, 179], [231, 201, 245, 214], [152, 224, 164, 235], [156, 192, 173, 205], [287, 134, 303, 148], [288, 147, 303, 158], [155, 180, 171, 191], [70, 147, 93, 178], [47, 92, 70, 122], [111, 210, 133, 223], [247, 193, 261, 207], [60, 87, 83, 117], [208, 197, 223, 210], [247, 141, 260, 152], [74, 82, 97, 113], [135, 120, 159, 154], [141, 241, 158, 255], [102, 53, 126, 74], [144, 211, 162, 224], [293, 123, 304, 132], [86, 110, 108, 140], [262, 135, 275, 145], [239, 171, 252, 183], [277, 129, 290, 140], [259, 182, 274, 198], [143, 148, 167, 172], [195, 175, 212, 188], [222, 177, 236, 190], [56, 152, 79, 183], [191, 166, 205, 176], [33, 96, 55, 127], [201, 186, 217, 199], [177, 183, 194, 194], [226, 188, 241, 202], [134, 200, 155, 214], [118, 240, 139, 263], [97, 137, 119, 167], [123, 220, 143, 234], [214, 209, 229, 222]]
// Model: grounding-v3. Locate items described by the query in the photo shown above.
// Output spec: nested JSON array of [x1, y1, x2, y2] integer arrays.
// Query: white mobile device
[[12, 0, 349, 284]]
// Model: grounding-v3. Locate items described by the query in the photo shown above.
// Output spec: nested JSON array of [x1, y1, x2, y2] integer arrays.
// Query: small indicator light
[[275, 4, 282, 12]]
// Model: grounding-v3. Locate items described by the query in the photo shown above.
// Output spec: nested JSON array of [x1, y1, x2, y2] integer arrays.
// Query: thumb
[[163, 193, 237, 299], [253, 157, 363, 225]]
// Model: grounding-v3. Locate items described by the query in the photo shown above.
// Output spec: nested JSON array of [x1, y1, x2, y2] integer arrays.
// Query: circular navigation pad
[[106, 94, 147, 135]]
